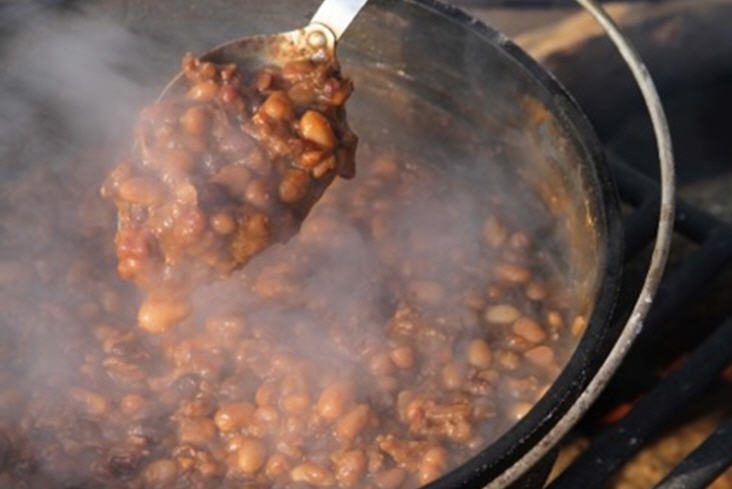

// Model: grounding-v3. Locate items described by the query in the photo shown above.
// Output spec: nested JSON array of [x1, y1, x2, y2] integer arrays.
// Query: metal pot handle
[[486, 1, 676, 487]]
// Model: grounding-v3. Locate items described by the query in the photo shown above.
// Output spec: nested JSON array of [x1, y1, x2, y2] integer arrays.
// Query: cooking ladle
[[161, 0, 369, 98]]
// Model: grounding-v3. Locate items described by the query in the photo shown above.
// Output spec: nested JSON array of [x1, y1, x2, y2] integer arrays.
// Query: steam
[[0, 4, 573, 489]]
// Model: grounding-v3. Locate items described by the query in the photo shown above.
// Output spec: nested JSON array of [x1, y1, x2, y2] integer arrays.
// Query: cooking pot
[[0, 0, 674, 487]]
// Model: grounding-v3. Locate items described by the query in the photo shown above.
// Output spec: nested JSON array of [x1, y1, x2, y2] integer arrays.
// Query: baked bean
[[495, 263, 531, 284], [266, 453, 290, 478], [418, 446, 448, 485], [282, 392, 311, 414], [369, 352, 395, 376], [138, 296, 191, 333], [335, 404, 370, 443], [496, 350, 521, 371], [214, 402, 255, 433], [291, 462, 335, 487], [143, 459, 178, 487], [120, 394, 145, 416], [299, 110, 336, 149], [279, 169, 311, 204], [467, 339, 492, 368], [255, 71, 273, 91], [245, 179, 273, 209], [118, 177, 166, 206], [334, 449, 367, 487], [512, 317, 547, 343], [525, 281, 548, 301], [236, 438, 267, 474], [70, 388, 109, 416], [374, 468, 408, 489], [508, 401, 533, 421], [571, 315, 587, 336], [509, 231, 531, 249], [259, 91, 295, 121], [408, 280, 444, 307], [390, 346, 415, 369], [442, 362, 462, 390], [484, 304, 521, 324], [317, 381, 353, 420], [482, 215, 508, 248], [210, 164, 252, 198], [179, 106, 210, 136], [525, 345, 555, 368], [187, 80, 219, 101], [178, 416, 217, 446]]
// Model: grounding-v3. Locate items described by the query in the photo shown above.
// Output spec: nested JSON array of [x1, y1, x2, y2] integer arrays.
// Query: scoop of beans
[[101, 52, 358, 333]]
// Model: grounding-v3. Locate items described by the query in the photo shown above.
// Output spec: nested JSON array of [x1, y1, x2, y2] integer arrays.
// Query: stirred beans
[[4, 134, 585, 489], [101, 52, 357, 331]]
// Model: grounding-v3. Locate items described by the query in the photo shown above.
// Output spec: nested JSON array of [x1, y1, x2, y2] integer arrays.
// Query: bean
[[138, 296, 191, 333], [259, 91, 295, 121], [288, 81, 316, 105], [118, 177, 166, 206], [245, 179, 273, 209], [256, 383, 277, 407], [312, 155, 337, 178], [266, 453, 290, 478], [179, 106, 210, 136], [496, 350, 520, 371], [546, 309, 563, 327], [70, 388, 109, 416], [373, 468, 407, 489], [508, 401, 533, 421], [512, 317, 546, 343], [335, 404, 369, 443], [209, 211, 236, 235], [484, 304, 521, 324], [178, 416, 217, 447], [211, 164, 252, 198], [255, 71, 273, 91], [571, 315, 587, 336], [120, 394, 146, 416], [482, 215, 508, 248], [299, 110, 336, 149], [143, 459, 178, 487], [237, 438, 267, 474], [316, 381, 353, 420], [187, 80, 219, 102], [279, 169, 310, 204], [369, 352, 395, 376], [334, 449, 366, 487], [214, 402, 255, 433], [442, 363, 462, 390], [418, 446, 448, 485], [525, 281, 548, 301], [467, 339, 492, 368], [525, 345, 555, 368], [291, 462, 335, 487], [282, 392, 311, 414], [390, 346, 415, 369], [495, 263, 531, 284], [408, 280, 444, 307]]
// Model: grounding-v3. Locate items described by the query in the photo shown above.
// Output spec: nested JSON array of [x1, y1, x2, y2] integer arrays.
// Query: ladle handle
[[310, 0, 369, 40]]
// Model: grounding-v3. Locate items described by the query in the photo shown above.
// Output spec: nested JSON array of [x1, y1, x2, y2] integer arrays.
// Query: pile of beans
[[101, 53, 357, 333], [0, 145, 585, 489]]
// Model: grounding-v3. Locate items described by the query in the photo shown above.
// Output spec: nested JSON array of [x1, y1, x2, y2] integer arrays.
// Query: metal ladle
[[161, 0, 369, 98]]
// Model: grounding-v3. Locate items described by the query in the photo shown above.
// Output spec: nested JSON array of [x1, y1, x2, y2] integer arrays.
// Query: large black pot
[[1, 0, 659, 487]]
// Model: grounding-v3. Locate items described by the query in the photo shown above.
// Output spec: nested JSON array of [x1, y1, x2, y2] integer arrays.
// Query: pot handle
[[310, 0, 369, 40], [486, 1, 676, 488]]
